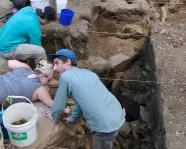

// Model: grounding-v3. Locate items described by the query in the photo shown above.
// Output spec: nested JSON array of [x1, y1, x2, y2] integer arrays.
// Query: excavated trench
[[42, 4, 165, 149]]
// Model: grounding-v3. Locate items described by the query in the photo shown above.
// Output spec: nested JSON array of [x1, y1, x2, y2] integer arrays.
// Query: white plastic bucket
[[56, 0, 67, 13], [30, 0, 50, 12], [2, 96, 38, 147]]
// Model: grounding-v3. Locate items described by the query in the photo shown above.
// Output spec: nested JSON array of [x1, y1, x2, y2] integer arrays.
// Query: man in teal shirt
[[46, 49, 125, 149], [0, 6, 56, 65]]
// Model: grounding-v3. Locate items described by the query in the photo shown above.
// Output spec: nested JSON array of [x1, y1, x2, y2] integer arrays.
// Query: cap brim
[[48, 54, 58, 61]]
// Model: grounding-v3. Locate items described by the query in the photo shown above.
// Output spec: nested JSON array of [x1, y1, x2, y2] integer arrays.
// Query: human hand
[[63, 117, 71, 123], [45, 108, 52, 120], [64, 106, 71, 114]]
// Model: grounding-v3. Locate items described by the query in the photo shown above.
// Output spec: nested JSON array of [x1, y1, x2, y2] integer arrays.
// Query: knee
[[38, 47, 46, 55]]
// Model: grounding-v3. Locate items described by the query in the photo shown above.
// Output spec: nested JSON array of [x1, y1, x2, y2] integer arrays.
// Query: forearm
[[8, 60, 30, 70], [51, 79, 68, 123], [35, 86, 53, 108]]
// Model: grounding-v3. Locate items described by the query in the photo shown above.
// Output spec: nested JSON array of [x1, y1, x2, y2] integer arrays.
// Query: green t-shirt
[[0, 6, 41, 53]]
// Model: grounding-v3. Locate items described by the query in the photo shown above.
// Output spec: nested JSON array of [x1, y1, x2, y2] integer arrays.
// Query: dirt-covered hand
[[45, 108, 52, 120], [64, 117, 71, 123]]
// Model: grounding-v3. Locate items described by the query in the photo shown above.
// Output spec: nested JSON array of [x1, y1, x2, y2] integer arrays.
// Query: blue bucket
[[59, 9, 74, 26]]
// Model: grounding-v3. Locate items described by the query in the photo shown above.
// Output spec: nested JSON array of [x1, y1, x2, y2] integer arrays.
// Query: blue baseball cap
[[48, 49, 77, 62]]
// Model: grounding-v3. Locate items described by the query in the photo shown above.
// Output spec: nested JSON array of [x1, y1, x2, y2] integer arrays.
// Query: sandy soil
[[152, 6, 186, 149]]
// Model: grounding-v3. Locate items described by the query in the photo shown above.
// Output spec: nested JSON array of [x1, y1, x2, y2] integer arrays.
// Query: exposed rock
[[123, 24, 144, 35], [108, 54, 131, 72], [130, 120, 140, 139], [119, 92, 140, 121], [140, 106, 150, 122], [94, 0, 149, 22], [111, 72, 124, 98], [87, 56, 109, 73], [1, 0, 13, 10], [119, 122, 131, 137], [134, 92, 147, 104], [128, 77, 144, 92], [116, 137, 132, 149]]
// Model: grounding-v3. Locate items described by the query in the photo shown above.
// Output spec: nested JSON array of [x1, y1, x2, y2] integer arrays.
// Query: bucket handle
[[2, 96, 36, 113]]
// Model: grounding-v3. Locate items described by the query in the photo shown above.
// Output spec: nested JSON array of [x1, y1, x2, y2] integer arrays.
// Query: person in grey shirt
[[0, 59, 54, 108]]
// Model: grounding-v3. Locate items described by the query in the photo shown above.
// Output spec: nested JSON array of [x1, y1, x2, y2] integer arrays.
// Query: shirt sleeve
[[51, 76, 68, 123], [69, 104, 83, 123]]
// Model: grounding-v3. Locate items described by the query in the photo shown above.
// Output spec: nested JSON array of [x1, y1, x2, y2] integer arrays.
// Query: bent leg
[[92, 129, 119, 149], [3, 44, 47, 65]]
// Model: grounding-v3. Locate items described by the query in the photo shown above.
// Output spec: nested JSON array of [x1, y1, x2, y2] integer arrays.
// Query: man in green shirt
[[0, 6, 56, 65]]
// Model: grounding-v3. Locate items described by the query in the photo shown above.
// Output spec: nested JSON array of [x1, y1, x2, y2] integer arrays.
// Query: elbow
[[7, 60, 14, 69]]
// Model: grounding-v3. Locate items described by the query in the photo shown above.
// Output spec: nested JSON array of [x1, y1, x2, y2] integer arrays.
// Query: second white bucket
[[56, 0, 67, 13], [2, 96, 38, 147], [30, 0, 50, 12]]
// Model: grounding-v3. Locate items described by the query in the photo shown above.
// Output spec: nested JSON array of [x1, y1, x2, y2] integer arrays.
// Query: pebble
[[160, 29, 165, 34], [175, 132, 184, 139], [169, 121, 173, 125]]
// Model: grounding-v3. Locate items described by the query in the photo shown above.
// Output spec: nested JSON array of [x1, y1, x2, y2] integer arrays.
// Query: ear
[[67, 59, 72, 65]]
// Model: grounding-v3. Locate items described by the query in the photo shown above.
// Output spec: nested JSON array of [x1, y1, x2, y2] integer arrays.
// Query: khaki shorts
[[0, 44, 47, 65]]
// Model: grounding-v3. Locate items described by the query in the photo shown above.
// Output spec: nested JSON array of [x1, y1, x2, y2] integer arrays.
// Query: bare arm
[[8, 60, 31, 70], [33, 86, 53, 108]]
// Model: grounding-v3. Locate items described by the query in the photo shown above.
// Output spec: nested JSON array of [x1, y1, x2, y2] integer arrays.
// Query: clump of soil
[[12, 119, 27, 125]]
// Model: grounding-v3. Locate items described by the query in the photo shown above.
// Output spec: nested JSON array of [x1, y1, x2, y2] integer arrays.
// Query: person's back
[[0, 6, 41, 53], [0, 67, 42, 104], [61, 67, 125, 132]]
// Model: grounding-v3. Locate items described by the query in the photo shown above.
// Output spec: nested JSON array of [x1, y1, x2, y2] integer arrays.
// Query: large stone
[[123, 24, 144, 35], [1, 0, 13, 10], [140, 106, 150, 122], [87, 56, 109, 73], [108, 54, 131, 72], [130, 120, 140, 139], [111, 72, 124, 98], [134, 92, 147, 104], [119, 93, 140, 121], [119, 122, 131, 137]]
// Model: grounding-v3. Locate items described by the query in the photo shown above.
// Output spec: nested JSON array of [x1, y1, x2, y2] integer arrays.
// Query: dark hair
[[10, 0, 30, 10], [57, 56, 77, 66], [36, 6, 56, 21]]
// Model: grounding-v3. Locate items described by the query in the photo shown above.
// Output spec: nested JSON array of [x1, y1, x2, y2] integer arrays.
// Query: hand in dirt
[[45, 108, 52, 120], [63, 117, 71, 124], [64, 106, 71, 114], [61, 106, 71, 120]]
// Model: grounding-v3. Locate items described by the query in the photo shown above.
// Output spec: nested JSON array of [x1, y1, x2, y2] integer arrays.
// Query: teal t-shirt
[[0, 6, 42, 53]]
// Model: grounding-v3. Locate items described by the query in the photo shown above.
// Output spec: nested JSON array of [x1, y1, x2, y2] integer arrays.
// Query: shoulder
[[20, 6, 34, 13], [59, 72, 71, 82]]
